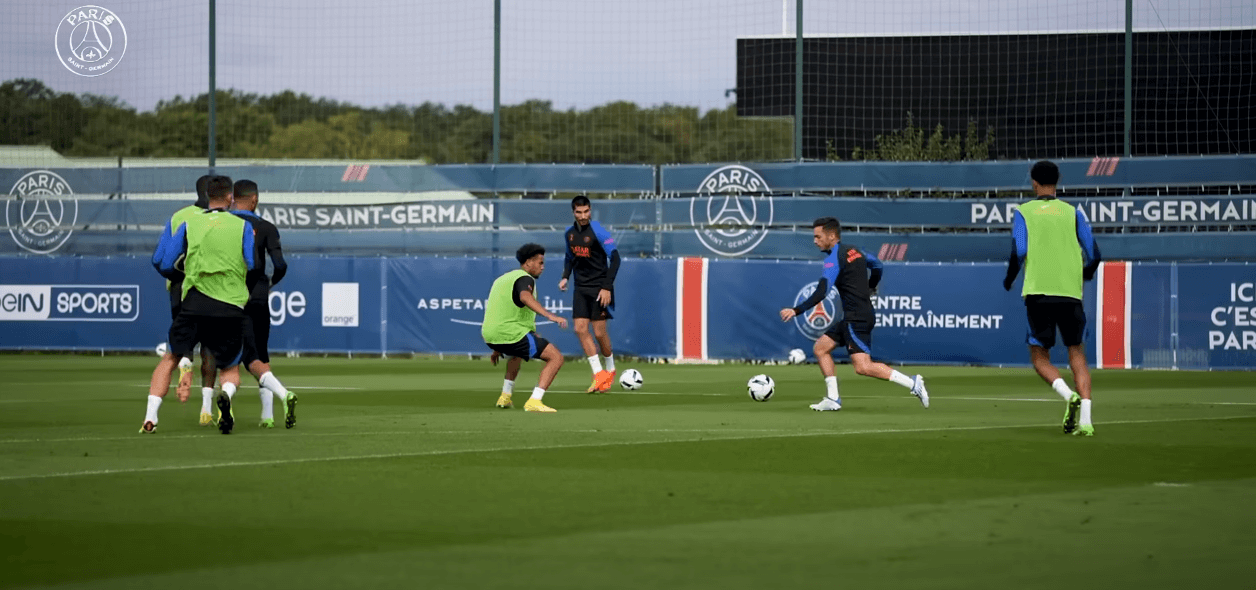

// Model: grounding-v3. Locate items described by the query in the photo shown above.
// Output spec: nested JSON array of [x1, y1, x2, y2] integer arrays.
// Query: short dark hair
[[234, 179, 258, 199], [516, 243, 545, 264], [813, 216, 841, 236], [194, 175, 212, 208], [206, 175, 233, 201], [1031, 160, 1060, 186], [571, 195, 591, 209]]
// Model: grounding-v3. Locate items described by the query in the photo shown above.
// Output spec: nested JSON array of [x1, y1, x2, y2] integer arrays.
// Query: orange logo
[[572, 246, 591, 258], [846, 249, 862, 263]]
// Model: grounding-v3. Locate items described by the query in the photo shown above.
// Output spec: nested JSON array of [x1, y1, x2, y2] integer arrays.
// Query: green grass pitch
[[1, 354, 1254, 589]]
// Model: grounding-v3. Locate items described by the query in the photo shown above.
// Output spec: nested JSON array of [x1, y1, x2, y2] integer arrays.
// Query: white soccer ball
[[747, 374, 775, 402], [620, 368, 643, 390], [155, 342, 169, 357], [788, 348, 807, 364]]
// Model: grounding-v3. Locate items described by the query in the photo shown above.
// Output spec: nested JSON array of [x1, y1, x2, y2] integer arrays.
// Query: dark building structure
[[737, 30, 1254, 160]]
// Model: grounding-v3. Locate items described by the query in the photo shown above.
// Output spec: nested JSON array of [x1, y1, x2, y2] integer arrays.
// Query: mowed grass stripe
[[3, 413, 1252, 482]]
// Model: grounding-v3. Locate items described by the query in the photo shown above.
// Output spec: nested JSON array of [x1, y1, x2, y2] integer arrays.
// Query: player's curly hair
[[516, 243, 546, 264], [1031, 160, 1060, 186]]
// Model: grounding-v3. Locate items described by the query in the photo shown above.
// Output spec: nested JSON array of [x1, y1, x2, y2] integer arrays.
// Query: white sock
[[889, 370, 915, 389], [200, 387, 214, 413], [1051, 378, 1075, 401], [530, 387, 545, 401], [603, 355, 615, 372], [222, 382, 237, 400], [1080, 399, 1092, 426], [259, 371, 288, 397], [502, 379, 515, 394], [260, 387, 274, 420], [588, 355, 603, 374], [178, 356, 193, 371], [824, 376, 839, 399], [145, 395, 163, 424]]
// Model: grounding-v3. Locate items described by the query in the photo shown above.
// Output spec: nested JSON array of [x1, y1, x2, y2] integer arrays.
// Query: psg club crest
[[792, 280, 841, 341], [690, 165, 773, 257], [55, 6, 128, 77], [7, 171, 78, 254]]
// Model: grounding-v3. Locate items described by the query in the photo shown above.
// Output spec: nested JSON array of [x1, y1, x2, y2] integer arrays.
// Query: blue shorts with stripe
[[485, 332, 550, 361], [824, 318, 874, 356]]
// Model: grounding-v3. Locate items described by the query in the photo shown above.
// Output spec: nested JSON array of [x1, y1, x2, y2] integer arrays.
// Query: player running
[[231, 179, 297, 429], [1004, 160, 1102, 437], [152, 174, 219, 421], [779, 217, 929, 411], [558, 195, 619, 393], [483, 243, 569, 413], [145, 175, 256, 434]]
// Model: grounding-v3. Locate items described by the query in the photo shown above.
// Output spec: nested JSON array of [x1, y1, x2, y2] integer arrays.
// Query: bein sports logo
[[691, 165, 773, 257], [7, 171, 78, 254], [55, 6, 128, 77], [0, 285, 139, 322], [792, 281, 840, 341]]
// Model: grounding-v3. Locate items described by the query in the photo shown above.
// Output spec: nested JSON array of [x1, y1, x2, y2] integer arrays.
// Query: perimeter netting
[[2, 1, 1253, 168]]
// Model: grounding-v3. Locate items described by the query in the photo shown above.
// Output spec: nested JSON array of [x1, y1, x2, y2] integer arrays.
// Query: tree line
[[3, 79, 995, 164], [1, 79, 797, 165]]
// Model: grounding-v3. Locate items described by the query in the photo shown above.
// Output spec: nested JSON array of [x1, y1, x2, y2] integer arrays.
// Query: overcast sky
[[4, 0, 1252, 113]]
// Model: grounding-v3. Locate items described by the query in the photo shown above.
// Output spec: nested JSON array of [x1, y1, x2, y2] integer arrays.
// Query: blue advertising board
[[0, 256, 1250, 370], [1175, 263, 1256, 370], [702, 260, 1081, 366]]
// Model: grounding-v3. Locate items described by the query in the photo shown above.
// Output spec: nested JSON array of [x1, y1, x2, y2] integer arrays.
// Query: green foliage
[[848, 112, 995, 161], [1, 79, 792, 164]]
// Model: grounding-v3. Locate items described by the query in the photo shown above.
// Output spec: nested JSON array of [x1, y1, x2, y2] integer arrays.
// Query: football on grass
[[620, 368, 643, 390], [747, 374, 775, 401]]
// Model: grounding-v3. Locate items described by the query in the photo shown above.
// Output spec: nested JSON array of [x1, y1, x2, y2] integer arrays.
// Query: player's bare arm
[[519, 289, 568, 330]]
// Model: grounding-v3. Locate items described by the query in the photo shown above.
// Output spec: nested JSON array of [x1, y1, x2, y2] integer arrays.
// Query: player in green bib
[[1004, 161, 1102, 437], [160, 175, 221, 424], [145, 176, 256, 434], [483, 243, 570, 412]]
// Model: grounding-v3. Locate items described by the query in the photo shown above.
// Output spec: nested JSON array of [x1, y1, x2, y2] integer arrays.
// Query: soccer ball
[[787, 348, 807, 364], [155, 342, 169, 357], [747, 374, 775, 402], [620, 368, 643, 390]]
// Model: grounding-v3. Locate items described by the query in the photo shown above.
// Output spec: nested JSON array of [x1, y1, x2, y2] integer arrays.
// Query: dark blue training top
[[562, 220, 620, 291], [792, 243, 883, 322], [231, 209, 288, 302]]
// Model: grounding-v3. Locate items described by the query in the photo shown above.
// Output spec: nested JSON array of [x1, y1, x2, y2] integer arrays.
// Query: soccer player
[[558, 195, 619, 393], [779, 217, 929, 411], [145, 175, 256, 434], [151, 174, 217, 422], [483, 243, 569, 413], [1004, 160, 1101, 437], [231, 179, 297, 429]]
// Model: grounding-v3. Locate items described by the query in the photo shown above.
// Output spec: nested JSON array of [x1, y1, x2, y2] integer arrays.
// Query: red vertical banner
[[1096, 261, 1131, 369], [676, 257, 708, 360]]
